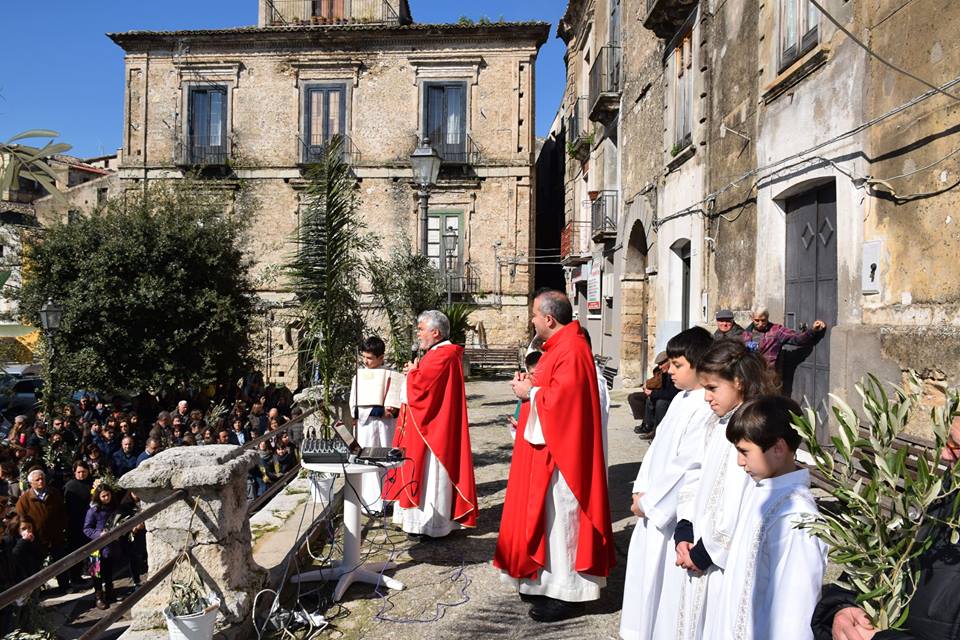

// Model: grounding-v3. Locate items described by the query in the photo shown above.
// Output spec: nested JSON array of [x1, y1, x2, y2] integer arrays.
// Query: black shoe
[[406, 532, 424, 541], [528, 597, 584, 622], [639, 429, 656, 441], [519, 592, 547, 604], [633, 424, 643, 434]]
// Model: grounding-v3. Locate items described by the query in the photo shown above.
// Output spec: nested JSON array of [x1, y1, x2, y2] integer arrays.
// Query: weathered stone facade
[[109, 6, 549, 385], [548, 0, 960, 424]]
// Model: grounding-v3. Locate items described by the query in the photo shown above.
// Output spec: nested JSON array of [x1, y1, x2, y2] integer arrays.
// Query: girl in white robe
[[653, 340, 776, 640]]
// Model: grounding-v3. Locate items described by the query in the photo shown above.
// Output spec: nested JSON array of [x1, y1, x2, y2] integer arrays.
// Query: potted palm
[[163, 555, 219, 640]]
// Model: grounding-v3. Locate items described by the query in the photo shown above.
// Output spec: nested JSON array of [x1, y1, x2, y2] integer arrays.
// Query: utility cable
[[808, 0, 959, 102]]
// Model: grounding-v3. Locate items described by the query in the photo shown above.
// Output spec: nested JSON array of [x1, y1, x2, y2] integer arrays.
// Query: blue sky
[[0, 1, 567, 158]]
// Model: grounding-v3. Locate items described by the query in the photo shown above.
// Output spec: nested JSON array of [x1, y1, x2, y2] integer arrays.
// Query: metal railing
[[590, 190, 618, 238], [298, 134, 360, 165], [446, 265, 480, 298], [425, 133, 482, 165], [0, 406, 319, 638], [178, 136, 229, 166], [566, 97, 591, 149], [267, 0, 400, 25], [589, 44, 623, 111], [560, 219, 592, 262]]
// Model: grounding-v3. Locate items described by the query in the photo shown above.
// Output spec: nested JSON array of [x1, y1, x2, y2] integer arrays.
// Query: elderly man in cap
[[639, 351, 679, 440], [713, 308, 745, 340]]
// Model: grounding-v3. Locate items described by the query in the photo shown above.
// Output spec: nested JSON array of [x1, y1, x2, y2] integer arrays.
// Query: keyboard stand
[[292, 461, 405, 601]]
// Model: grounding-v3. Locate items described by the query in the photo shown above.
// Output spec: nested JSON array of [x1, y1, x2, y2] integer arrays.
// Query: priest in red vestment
[[494, 289, 615, 622], [384, 310, 477, 538]]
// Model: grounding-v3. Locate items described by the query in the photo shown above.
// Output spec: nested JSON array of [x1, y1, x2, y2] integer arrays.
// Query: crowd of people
[[0, 379, 303, 631]]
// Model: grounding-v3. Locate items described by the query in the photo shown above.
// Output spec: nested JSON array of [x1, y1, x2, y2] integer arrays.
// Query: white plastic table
[[292, 461, 405, 601]]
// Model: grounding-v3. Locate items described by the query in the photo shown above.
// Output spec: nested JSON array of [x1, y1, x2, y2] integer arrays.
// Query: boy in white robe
[[655, 341, 772, 640], [619, 327, 716, 640], [705, 395, 827, 640], [349, 336, 401, 514]]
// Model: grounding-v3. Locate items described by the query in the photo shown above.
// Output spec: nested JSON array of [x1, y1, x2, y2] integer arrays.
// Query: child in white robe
[[619, 327, 716, 640], [704, 395, 827, 640], [349, 336, 402, 514], [653, 340, 777, 640]]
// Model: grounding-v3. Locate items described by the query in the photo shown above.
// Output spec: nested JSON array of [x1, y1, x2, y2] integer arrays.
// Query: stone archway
[[619, 219, 650, 387]]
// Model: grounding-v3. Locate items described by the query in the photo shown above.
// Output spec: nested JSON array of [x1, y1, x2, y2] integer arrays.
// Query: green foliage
[[793, 372, 960, 630], [1, 130, 71, 203], [441, 302, 475, 346], [669, 142, 682, 157], [456, 16, 474, 25], [16, 178, 255, 394], [286, 137, 367, 428], [367, 236, 444, 366]]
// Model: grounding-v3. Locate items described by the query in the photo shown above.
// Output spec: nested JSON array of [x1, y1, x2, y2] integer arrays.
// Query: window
[[311, 0, 345, 19], [187, 86, 228, 164], [780, 0, 819, 69], [303, 84, 347, 161], [670, 27, 694, 149], [427, 213, 462, 274], [96, 187, 108, 207], [423, 82, 467, 162]]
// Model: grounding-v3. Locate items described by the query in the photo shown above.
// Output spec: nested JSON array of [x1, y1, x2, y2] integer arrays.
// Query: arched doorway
[[619, 219, 650, 387]]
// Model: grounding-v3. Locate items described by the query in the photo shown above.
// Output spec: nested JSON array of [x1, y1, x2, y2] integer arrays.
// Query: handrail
[[76, 550, 181, 640], [0, 489, 188, 611], [246, 463, 303, 515], [0, 407, 319, 634]]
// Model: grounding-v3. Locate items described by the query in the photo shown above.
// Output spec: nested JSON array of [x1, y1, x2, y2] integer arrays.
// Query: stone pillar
[[120, 445, 265, 633]]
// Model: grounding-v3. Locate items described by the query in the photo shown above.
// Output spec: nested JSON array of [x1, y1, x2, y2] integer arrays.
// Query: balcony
[[588, 45, 622, 124], [445, 264, 480, 301], [560, 220, 592, 266], [565, 97, 591, 161], [298, 134, 360, 166], [425, 133, 482, 166], [176, 136, 229, 167], [266, 0, 400, 26], [643, 0, 698, 39], [590, 190, 618, 241]]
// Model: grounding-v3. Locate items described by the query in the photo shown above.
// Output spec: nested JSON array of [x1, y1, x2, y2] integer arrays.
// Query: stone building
[[548, 0, 960, 428], [107, 1, 550, 385]]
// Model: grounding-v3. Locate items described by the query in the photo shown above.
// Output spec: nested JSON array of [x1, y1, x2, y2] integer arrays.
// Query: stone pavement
[[303, 378, 647, 640]]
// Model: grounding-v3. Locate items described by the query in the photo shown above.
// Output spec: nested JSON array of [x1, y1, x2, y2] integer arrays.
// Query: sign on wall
[[587, 260, 602, 311]]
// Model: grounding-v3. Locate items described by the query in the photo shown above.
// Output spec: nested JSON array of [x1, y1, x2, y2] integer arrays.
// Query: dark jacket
[[111, 450, 140, 477], [11, 537, 43, 582], [83, 504, 122, 558], [713, 323, 745, 341], [63, 479, 93, 540], [811, 487, 960, 640]]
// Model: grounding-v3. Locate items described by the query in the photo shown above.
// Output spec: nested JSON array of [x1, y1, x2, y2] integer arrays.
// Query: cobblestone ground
[[304, 378, 646, 640]]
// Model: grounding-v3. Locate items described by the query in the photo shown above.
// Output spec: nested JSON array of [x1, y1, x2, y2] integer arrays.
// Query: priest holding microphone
[[385, 310, 478, 538]]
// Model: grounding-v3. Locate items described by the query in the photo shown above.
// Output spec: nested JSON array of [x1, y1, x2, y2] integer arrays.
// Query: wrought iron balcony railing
[[590, 190, 618, 240], [589, 45, 622, 122], [446, 265, 480, 299], [266, 0, 400, 26], [177, 136, 229, 166], [425, 133, 482, 166], [560, 220, 592, 265], [298, 134, 360, 166]]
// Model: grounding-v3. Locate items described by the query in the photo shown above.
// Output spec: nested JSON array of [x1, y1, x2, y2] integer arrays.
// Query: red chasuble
[[494, 321, 615, 579], [384, 342, 477, 528]]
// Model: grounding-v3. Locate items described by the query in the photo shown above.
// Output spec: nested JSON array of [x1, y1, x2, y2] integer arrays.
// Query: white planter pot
[[164, 598, 220, 640], [308, 471, 336, 505]]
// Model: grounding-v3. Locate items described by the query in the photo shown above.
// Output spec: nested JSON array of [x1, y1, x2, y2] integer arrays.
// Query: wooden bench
[[464, 345, 521, 374], [807, 426, 939, 505]]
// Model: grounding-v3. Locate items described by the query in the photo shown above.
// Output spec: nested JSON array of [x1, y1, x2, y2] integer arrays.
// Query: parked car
[[0, 377, 43, 420]]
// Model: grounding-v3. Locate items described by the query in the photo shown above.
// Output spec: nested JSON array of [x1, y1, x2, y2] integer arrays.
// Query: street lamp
[[442, 225, 458, 305], [38, 298, 63, 424], [409, 137, 442, 257]]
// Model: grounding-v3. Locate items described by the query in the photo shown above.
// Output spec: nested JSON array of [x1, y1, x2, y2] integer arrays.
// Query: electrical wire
[[808, 0, 960, 102], [653, 72, 960, 229]]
